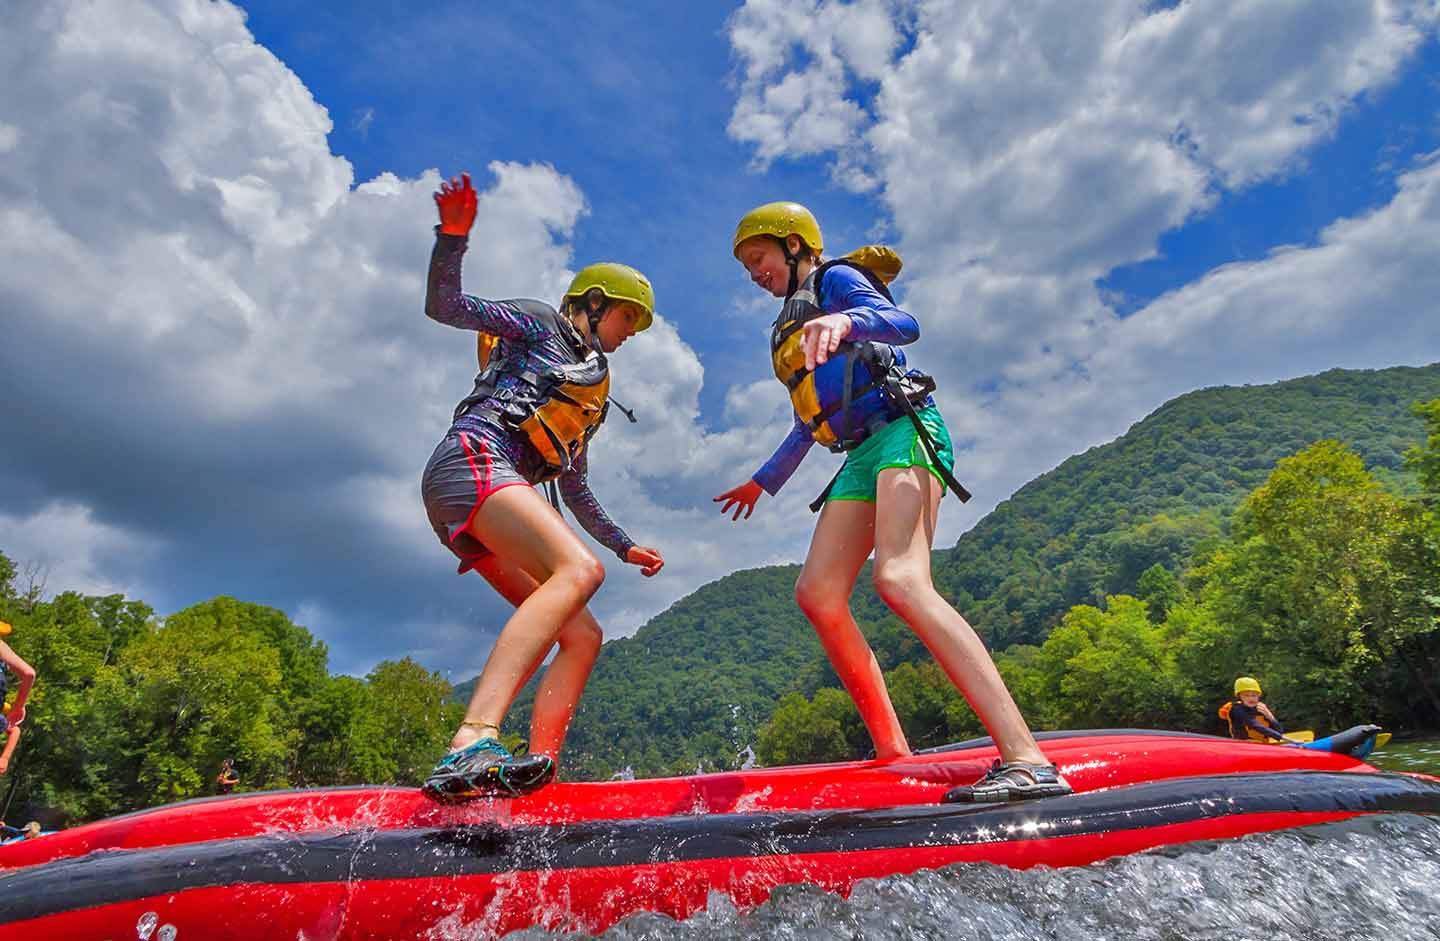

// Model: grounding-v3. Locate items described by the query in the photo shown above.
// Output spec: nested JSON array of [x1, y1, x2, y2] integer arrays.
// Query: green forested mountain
[[938, 364, 1440, 649], [475, 364, 1440, 779]]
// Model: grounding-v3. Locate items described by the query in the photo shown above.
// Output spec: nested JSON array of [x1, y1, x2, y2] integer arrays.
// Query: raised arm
[[424, 173, 555, 341]]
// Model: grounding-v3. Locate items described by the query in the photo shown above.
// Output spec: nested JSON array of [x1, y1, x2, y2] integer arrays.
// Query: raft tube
[[1, 729, 1436, 939]]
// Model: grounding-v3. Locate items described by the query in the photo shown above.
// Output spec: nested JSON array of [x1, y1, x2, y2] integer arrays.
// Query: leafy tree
[[103, 601, 293, 803], [886, 661, 965, 750], [1405, 398, 1440, 503], [1200, 441, 1440, 728], [1032, 595, 1197, 729], [360, 658, 460, 785], [754, 690, 853, 766], [1136, 563, 1184, 623]]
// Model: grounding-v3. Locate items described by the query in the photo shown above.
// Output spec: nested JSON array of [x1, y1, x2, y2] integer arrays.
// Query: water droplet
[[136, 912, 158, 940], [157, 925, 177, 941]]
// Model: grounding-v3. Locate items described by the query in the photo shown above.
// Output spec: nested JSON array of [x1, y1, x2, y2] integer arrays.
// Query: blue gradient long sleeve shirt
[[425, 233, 635, 559], [751, 265, 922, 495]]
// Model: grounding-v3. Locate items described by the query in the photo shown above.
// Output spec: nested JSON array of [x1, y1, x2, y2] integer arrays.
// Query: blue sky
[[2, 0, 1438, 680]]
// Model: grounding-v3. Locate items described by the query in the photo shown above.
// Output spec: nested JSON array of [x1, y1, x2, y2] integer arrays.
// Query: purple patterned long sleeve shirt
[[425, 232, 635, 560]]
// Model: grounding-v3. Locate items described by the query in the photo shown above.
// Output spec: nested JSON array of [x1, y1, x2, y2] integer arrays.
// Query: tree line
[[755, 402, 1440, 765], [0, 585, 460, 827]]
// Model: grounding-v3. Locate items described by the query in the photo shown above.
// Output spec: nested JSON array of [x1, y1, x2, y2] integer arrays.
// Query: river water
[[503, 738, 1440, 941]]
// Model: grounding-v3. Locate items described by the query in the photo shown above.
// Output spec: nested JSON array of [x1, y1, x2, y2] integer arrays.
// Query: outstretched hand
[[4, 704, 24, 727], [799, 313, 852, 371], [626, 545, 665, 577], [714, 479, 763, 521], [435, 172, 478, 237]]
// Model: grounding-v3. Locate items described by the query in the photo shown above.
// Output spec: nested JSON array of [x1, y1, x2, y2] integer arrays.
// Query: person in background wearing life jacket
[[715, 203, 1070, 803], [1221, 676, 1302, 744], [419, 173, 665, 802], [0, 821, 41, 841], [0, 621, 36, 776], [215, 757, 240, 795]]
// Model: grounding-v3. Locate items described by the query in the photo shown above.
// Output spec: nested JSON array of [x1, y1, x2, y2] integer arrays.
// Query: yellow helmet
[[1234, 676, 1262, 696], [733, 202, 823, 259], [564, 263, 656, 332], [0, 620, 11, 636]]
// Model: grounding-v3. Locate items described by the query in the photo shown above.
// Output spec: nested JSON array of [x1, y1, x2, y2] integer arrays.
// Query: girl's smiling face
[[736, 235, 794, 298]]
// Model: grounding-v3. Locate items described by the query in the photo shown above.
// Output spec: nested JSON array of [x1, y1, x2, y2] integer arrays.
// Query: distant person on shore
[[0, 620, 36, 775], [215, 757, 240, 795], [418, 172, 664, 801], [1221, 676, 1301, 743], [714, 203, 1070, 803]]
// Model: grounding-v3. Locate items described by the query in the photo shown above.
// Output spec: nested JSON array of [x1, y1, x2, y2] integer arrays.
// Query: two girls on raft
[[419, 180, 1067, 805]]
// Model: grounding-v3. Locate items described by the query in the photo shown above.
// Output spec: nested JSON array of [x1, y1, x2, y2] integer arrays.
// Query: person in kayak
[[421, 173, 664, 801], [715, 202, 1069, 803], [1221, 676, 1300, 743]]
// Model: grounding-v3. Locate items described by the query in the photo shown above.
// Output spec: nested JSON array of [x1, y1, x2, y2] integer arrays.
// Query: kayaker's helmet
[[732, 201, 823, 260], [0, 620, 11, 636], [564, 263, 656, 333], [1234, 676, 1262, 697], [733, 201, 823, 298]]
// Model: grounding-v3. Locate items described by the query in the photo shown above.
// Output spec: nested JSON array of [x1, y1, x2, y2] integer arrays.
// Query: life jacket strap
[[883, 370, 972, 503]]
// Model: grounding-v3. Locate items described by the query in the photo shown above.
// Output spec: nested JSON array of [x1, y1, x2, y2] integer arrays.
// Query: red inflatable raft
[[1, 729, 1437, 939]]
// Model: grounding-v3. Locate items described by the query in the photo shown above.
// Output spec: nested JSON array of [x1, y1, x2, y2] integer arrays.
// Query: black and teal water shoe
[[422, 739, 556, 803]]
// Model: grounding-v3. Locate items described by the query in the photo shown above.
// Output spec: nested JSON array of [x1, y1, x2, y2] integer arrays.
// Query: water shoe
[[942, 759, 1072, 804]]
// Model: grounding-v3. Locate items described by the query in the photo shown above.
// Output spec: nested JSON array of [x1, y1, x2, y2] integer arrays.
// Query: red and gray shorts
[[422, 429, 533, 573]]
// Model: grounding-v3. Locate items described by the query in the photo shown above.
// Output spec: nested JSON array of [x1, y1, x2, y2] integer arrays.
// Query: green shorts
[[827, 405, 955, 502]]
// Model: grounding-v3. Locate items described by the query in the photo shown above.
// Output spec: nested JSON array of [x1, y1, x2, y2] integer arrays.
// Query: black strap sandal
[[942, 759, 1072, 804]]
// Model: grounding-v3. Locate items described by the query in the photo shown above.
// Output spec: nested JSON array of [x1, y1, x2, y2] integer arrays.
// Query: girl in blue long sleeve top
[[716, 202, 1069, 803]]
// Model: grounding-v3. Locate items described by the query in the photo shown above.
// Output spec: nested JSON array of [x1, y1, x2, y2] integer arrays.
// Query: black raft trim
[[2, 771, 1438, 924]]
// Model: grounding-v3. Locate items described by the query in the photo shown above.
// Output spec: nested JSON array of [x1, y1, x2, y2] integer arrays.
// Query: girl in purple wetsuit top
[[419, 173, 664, 801]]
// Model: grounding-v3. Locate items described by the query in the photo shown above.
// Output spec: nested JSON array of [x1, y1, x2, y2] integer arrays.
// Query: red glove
[[625, 545, 665, 577], [435, 172, 478, 237], [714, 479, 763, 521]]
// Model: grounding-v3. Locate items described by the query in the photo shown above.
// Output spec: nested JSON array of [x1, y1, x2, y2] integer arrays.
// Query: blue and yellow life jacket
[[771, 248, 972, 508], [770, 251, 908, 452]]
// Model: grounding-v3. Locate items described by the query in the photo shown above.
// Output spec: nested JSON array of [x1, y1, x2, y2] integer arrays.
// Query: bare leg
[[527, 616, 602, 759], [452, 485, 605, 752], [872, 466, 1047, 766], [465, 554, 604, 760], [794, 499, 910, 759]]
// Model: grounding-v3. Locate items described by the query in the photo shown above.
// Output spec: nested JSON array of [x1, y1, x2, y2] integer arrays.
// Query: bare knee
[[554, 554, 606, 602], [559, 617, 603, 656], [872, 560, 932, 611], [795, 573, 846, 623]]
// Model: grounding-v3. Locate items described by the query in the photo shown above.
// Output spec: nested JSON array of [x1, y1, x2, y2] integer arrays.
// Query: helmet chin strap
[[778, 236, 802, 299], [583, 291, 609, 352]]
